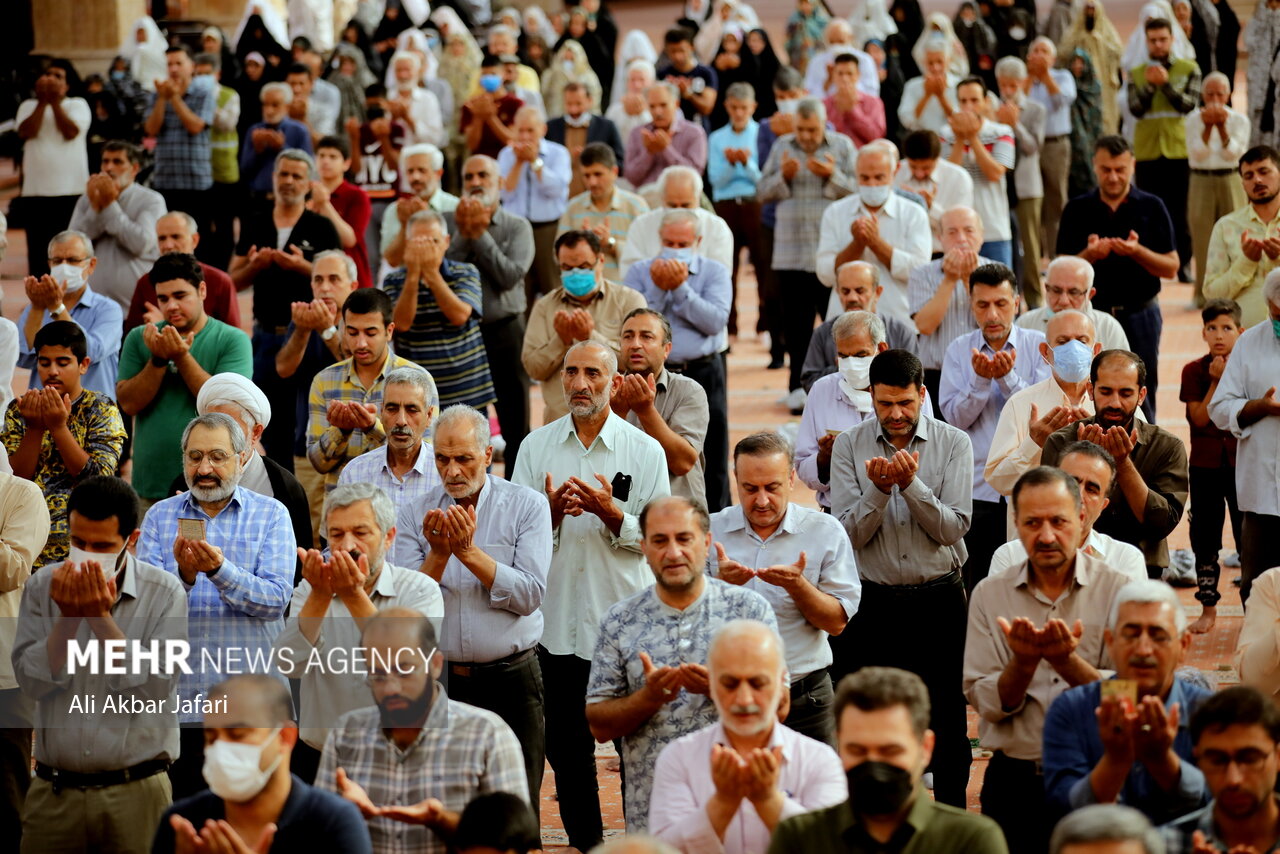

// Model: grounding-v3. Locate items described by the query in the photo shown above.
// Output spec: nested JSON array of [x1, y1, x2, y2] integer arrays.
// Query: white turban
[[197, 373, 271, 429]]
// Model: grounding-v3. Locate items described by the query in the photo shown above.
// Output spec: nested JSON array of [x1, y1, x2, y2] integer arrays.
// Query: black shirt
[[658, 63, 719, 124], [235, 210, 340, 330], [1054, 186, 1175, 312]]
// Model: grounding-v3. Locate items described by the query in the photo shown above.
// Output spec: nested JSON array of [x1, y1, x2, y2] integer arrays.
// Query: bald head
[[708, 619, 786, 737], [1045, 309, 1096, 348], [836, 261, 882, 313]]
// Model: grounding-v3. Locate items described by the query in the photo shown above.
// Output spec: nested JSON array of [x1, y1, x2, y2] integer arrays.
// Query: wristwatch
[[50, 303, 67, 318], [606, 236, 618, 253], [321, 325, 338, 341], [690, 77, 706, 95], [532, 157, 545, 172]]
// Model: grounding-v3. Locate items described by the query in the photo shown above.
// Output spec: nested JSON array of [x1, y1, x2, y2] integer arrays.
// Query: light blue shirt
[[337, 439, 441, 509], [1029, 69, 1077, 138], [497, 139, 571, 224], [707, 120, 761, 202], [623, 255, 732, 363], [18, 283, 122, 399], [940, 324, 1051, 502]]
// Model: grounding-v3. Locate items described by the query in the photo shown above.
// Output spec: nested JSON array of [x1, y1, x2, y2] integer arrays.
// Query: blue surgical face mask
[[1051, 339, 1093, 383], [480, 73, 503, 93], [561, 268, 597, 297], [860, 182, 891, 208], [110, 69, 126, 82], [659, 247, 695, 265]]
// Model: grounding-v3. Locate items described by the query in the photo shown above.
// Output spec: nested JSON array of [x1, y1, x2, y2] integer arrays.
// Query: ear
[[189, 231, 201, 249], [1136, 386, 1148, 408], [1092, 342, 1102, 355], [877, 341, 889, 353], [386, 321, 396, 336], [1039, 341, 1051, 363], [383, 524, 396, 554], [78, 357, 92, 375], [483, 443, 494, 467], [197, 281, 208, 300], [279, 726, 299, 748], [126, 529, 142, 552], [610, 372, 624, 394], [1088, 287, 1097, 301], [919, 729, 936, 769]]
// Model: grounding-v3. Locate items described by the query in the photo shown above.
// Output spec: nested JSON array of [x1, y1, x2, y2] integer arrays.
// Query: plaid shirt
[[316, 693, 529, 854], [147, 85, 214, 190], [1161, 801, 1280, 854], [138, 486, 295, 722], [756, 132, 858, 272], [337, 440, 441, 509]]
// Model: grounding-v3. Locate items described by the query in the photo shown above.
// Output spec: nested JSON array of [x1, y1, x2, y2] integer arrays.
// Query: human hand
[[886, 449, 920, 491], [17, 390, 46, 430], [421, 508, 453, 555], [1133, 698, 1179, 769], [677, 662, 711, 695], [563, 474, 616, 521], [740, 745, 785, 805], [1029, 403, 1087, 446], [1039, 618, 1084, 668], [174, 538, 225, 576], [755, 552, 807, 592], [40, 387, 71, 431], [328, 547, 370, 598], [808, 152, 836, 178], [1208, 355, 1227, 380], [1110, 230, 1141, 257], [24, 274, 61, 311], [1085, 233, 1112, 262], [710, 743, 748, 804], [816, 431, 837, 466], [298, 547, 334, 599], [443, 503, 478, 555], [1144, 64, 1169, 87], [780, 150, 800, 181], [1096, 694, 1137, 763], [768, 111, 796, 136], [640, 651, 683, 703], [335, 767, 381, 819], [714, 542, 756, 586]]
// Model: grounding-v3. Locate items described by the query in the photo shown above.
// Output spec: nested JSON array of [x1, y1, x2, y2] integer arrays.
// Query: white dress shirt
[[804, 47, 881, 98], [1027, 70, 1077, 138], [619, 207, 734, 282], [1210, 321, 1280, 517], [985, 375, 1096, 498], [1017, 306, 1131, 352], [338, 439, 442, 508], [1185, 107, 1250, 171], [1236, 567, 1280, 699], [988, 531, 1148, 584], [815, 192, 932, 326], [401, 86, 446, 148], [897, 74, 959, 135], [510, 411, 671, 659], [709, 503, 861, 679], [795, 372, 874, 507], [894, 159, 974, 253]]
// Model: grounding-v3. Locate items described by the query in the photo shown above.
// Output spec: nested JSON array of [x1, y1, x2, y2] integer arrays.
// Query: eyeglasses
[[1046, 286, 1088, 299], [48, 257, 88, 265], [186, 450, 234, 465], [1199, 749, 1272, 772]]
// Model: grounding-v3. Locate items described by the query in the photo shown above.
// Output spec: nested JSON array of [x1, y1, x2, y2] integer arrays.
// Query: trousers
[[1241, 512, 1280, 606], [481, 314, 531, 476], [538, 647, 603, 850], [778, 270, 830, 392], [1190, 464, 1242, 607], [713, 197, 763, 336]]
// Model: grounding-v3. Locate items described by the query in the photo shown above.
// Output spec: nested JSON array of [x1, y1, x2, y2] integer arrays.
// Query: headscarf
[[126, 16, 168, 92], [1066, 48, 1102, 198], [1122, 0, 1197, 69], [522, 5, 559, 45], [235, 11, 289, 69], [197, 373, 272, 429], [850, 0, 899, 43], [890, 0, 925, 51], [495, 7, 522, 31], [684, 0, 715, 27], [433, 6, 482, 140], [233, 1, 289, 53], [332, 25, 377, 88], [912, 13, 969, 77], [383, 28, 439, 91], [329, 43, 371, 122], [746, 28, 782, 116], [694, 1, 762, 63], [708, 25, 759, 129], [1246, 0, 1280, 145], [610, 30, 659, 107], [542, 40, 604, 117], [953, 3, 998, 84], [339, 17, 382, 78]]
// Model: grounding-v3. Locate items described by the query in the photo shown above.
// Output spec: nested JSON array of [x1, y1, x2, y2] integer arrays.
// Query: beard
[[186, 470, 239, 503], [377, 683, 433, 728]]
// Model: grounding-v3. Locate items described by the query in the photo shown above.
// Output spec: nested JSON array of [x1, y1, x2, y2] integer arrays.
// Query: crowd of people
[[3, 0, 1280, 852]]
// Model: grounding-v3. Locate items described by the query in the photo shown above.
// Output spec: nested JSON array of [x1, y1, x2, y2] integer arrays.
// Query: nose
[[733, 681, 754, 706], [1133, 631, 1155, 655], [1225, 760, 1245, 786], [196, 457, 215, 476]]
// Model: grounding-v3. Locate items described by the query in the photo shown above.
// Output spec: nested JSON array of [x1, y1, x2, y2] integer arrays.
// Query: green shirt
[[768, 788, 1009, 854], [118, 318, 252, 498]]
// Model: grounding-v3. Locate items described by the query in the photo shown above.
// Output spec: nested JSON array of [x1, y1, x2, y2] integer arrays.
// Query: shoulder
[[714, 578, 774, 614], [134, 559, 185, 595], [925, 799, 1008, 841], [773, 802, 848, 844], [291, 777, 369, 827], [1051, 680, 1101, 716]]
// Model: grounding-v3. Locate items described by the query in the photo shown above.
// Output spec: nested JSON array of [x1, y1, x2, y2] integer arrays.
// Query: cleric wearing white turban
[[195, 372, 275, 497]]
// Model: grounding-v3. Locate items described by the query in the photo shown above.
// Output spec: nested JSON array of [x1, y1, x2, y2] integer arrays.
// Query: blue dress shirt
[[707, 120, 761, 202], [18, 284, 122, 399], [623, 255, 732, 363], [240, 119, 314, 193], [497, 139, 572, 224]]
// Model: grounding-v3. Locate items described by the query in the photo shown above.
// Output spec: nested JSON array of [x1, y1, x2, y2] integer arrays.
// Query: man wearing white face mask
[[18, 229, 123, 399], [154, 674, 372, 853], [13, 476, 186, 854]]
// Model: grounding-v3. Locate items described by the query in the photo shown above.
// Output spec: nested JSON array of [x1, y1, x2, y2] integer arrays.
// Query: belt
[[667, 353, 718, 373], [37, 759, 169, 794], [1107, 296, 1159, 316], [530, 219, 560, 229], [790, 667, 830, 691], [990, 750, 1043, 776], [718, 195, 758, 205], [448, 647, 536, 678], [1191, 167, 1235, 176], [862, 569, 961, 595], [1044, 134, 1070, 143]]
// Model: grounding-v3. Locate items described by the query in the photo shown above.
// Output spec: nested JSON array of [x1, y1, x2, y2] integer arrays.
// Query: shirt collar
[[654, 367, 672, 392], [840, 784, 936, 842], [879, 409, 932, 446], [371, 562, 399, 598], [560, 410, 622, 452], [343, 350, 396, 389], [116, 551, 139, 601], [382, 439, 434, 476], [71, 283, 102, 310]]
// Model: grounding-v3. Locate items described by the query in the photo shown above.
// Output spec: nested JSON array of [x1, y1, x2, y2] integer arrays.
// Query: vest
[[210, 85, 239, 185], [1130, 58, 1197, 162]]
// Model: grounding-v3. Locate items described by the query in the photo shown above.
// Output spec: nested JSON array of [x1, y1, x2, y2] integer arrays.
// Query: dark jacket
[[545, 114, 625, 169]]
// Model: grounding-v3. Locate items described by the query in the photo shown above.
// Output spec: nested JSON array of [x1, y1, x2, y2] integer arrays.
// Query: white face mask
[[203, 727, 283, 803], [67, 545, 125, 579], [859, 183, 892, 208], [776, 98, 800, 115], [51, 263, 86, 293], [838, 355, 875, 412]]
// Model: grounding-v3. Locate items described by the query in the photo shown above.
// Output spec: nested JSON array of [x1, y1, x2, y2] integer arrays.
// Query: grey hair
[[322, 481, 396, 536], [658, 165, 704, 201], [1030, 35, 1057, 57], [487, 24, 519, 43], [383, 365, 434, 408], [1049, 805, 1164, 854], [833, 310, 886, 348], [312, 249, 357, 282], [995, 56, 1028, 80], [660, 208, 703, 238], [48, 229, 95, 260], [1108, 579, 1188, 636], [180, 412, 247, 455], [203, 399, 259, 430], [589, 837, 680, 854], [859, 138, 899, 168], [626, 59, 657, 84], [158, 210, 199, 235], [275, 148, 316, 178], [435, 404, 491, 450], [724, 82, 756, 102], [1047, 254, 1097, 289], [401, 143, 444, 170], [260, 80, 293, 104], [565, 340, 618, 376], [1266, 268, 1280, 307], [406, 209, 448, 235], [390, 50, 421, 73], [708, 619, 786, 677], [1204, 70, 1231, 90], [515, 103, 547, 124], [646, 81, 681, 104], [795, 97, 826, 124], [837, 260, 880, 288]]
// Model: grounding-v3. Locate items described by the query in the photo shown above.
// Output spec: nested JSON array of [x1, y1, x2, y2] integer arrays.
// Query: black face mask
[[847, 761, 915, 816]]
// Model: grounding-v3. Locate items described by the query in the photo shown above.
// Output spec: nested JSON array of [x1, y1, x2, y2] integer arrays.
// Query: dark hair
[[165, 45, 194, 59], [1240, 145, 1280, 173], [563, 80, 588, 96], [316, 135, 350, 158], [733, 431, 794, 467], [1059, 440, 1118, 498], [1012, 465, 1082, 515], [869, 349, 925, 390], [33, 320, 88, 362], [969, 262, 1017, 294], [452, 793, 541, 853], [193, 52, 221, 71], [773, 66, 803, 93], [903, 129, 942, 161], [1095, 134, 1133, 158], [291, 35, 314, 52], [834, 667, 931, 738], [665, 27, 694, 46], [639, 495, 711, 536], [579, 141, 617, 169], [833, 52, 860, 67], [150, 252, 205, 289], [1090, 349, 1147, 389], [68, 476, 140, 537], [554, 229, 601, 256], [342, 287, 393, 326], [286, 61, 313, 79], [623, 307, 673, 345], [365, 82, 387, 99], [1190, 685, 1280, 745], [956, 75, 987, 96], [479, 52, 502, 68], [1144, 16, 1173, 32], [1201, 298, 1242, 327], [102, 139, 144, 166]]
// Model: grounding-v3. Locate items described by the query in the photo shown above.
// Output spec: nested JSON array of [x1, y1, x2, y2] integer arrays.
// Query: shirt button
[[901, 554, 908, 560]]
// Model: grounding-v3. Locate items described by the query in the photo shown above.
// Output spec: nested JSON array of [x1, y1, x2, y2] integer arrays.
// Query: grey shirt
[[12, 553, 186, 772], [908, 256, 995, 371], [830, 414, 974, 585], [68, 182, 166, 312], [800, 315, 918, 392], [1007, 96, 1046, 201], [625, 368, 709, 505], [443, 206, 535, 323]]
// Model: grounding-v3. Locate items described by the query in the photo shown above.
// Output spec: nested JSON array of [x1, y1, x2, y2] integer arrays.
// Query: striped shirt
[[939, 119, 1016, 242], [337, 440, 441, 509], [381, 260, 495, 410], [907, 256, 995, 371], [557, 187, 651, 281], [756, 132, 859, 272], [138, 487, 295, 722], [316, 695, 529, 854]]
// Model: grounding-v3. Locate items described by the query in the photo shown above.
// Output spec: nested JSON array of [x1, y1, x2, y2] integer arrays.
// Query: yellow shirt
[[1202, 203, 1280, 328]]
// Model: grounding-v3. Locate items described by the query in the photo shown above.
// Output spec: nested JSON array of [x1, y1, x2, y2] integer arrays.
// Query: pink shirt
[[823, 94, 887, 147], [649, 721, 847, 853]]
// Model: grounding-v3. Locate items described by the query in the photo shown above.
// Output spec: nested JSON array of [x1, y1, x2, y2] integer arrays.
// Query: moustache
[[390, 427, 413, 437], [729, 704, 762, 716], [1127, 656, 1159, 669]]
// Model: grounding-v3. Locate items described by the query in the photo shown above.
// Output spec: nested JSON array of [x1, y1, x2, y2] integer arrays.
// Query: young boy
[[311, 134, 373, 288], [1181, 298, 1245, 633], [2, 321, 126, 568]]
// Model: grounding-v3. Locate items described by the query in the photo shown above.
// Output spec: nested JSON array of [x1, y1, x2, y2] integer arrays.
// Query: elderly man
[[444, 154, 534, 471], [898, 43, 961, 135], [759, 98, 859, 403], [317, 608, 527, 853], [768, 667, 1008, 853], [1042, 351, 1188, 580], [524, 231, 646, 425], [615, 307, 710, 505], [511, 341, 669, 851], [558, 143, 650, 281], [1017, 256, 1132, 352], [117, 253, 252, 508], [994, 57, 1047, 304], [67, 140, 164, 312], [940, 263, 1051, 593], [803, 18, 881, 100], [274, 482, 442, 780], [801, 262, 917, 393], [12, 476, 185, 854], [1204, 146, 1280, 329], [829, 349, 974, 808], [623, 82, 708, 190], [386, 51, 445, 148], [138, 412, 295, 798], [1043, 580, 1210, 824], [586, 496, 776, 833], [499, 106, 571, 306], [380, 144, 460, 268], [623, 209, 732, 511], [392, 404, 552, 815], [619, 166, 733, 280], [941, 78, 1016, 267], [125, 211, 241, 333], [712, 433, 861, 743], [546, 83, 625, 198], [797, 311, 892, 511], [650, 620, 847, 852], [895, 130, 975, 255], [1024, 37, 1076, 264], [1209, 272, 1280, 603], [986, 310, 1101, 510], [18, 230, 123, 400], [964, 466, 1131, 854], [143, 46, 214, 237], [239, 82, 313, 198], [338, 365, 440, 503], [1050, 806, 1164, 854]]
